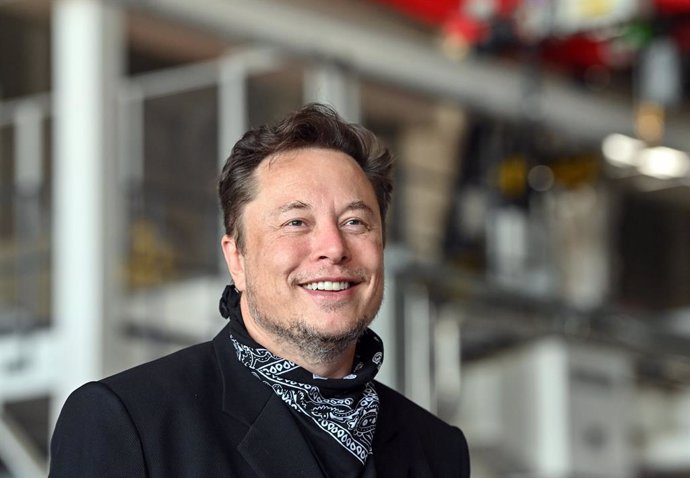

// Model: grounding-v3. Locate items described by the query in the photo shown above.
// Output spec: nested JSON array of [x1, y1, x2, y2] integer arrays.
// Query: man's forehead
[[246, 147, 379, 211], [253, 148, 371, 190]]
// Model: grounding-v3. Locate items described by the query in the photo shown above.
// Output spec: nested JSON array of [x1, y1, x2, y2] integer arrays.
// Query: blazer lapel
[[213, 325, 325, 478], [237, 394, 325, 478]]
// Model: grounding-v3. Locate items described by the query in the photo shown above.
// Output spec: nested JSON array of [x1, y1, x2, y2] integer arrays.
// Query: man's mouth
[[300, 281, 353, 291]]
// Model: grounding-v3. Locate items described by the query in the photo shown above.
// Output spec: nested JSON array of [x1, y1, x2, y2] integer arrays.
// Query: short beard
[[245, 290, 375, 366]]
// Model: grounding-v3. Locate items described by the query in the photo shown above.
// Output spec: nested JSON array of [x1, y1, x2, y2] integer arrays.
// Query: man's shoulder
[[102, 337, 218, 395], [58, 333, 230, 433]]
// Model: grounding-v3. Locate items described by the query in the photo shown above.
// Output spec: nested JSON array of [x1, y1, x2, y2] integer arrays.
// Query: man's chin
[[308, 314, 373, 340], [289, 318, 371, 359], [247, 296, 374, 361], [291, 330, 360, 364], [300, 320, 365, 343]]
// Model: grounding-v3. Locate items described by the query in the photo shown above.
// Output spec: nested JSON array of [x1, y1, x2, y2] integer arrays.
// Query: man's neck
[[298, 348, 357, 379]]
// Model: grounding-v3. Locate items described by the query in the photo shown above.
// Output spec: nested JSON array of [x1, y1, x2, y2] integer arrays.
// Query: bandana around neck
[[219, 285, 384, 464]]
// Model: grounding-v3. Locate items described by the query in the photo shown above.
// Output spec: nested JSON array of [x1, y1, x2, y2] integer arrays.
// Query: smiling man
[[49, 104, 470, 477], [223, 147, 385, 379]]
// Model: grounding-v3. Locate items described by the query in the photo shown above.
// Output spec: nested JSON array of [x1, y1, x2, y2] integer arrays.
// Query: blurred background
[[2, 0, 690, 476]]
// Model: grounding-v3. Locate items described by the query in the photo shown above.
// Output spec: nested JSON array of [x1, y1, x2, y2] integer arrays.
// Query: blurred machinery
[[459, 335, 690, 477], [460, 338, 635, 478]]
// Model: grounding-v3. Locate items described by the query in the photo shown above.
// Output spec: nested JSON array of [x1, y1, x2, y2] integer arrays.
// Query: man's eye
[[285, 219, 305, 227], [343, 218, 368, 230]]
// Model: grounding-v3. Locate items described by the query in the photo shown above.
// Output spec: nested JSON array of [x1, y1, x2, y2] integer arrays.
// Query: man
[[49, 103, 470, 477]]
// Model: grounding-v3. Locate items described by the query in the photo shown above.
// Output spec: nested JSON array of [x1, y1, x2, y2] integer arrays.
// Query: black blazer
[[49, 324, 470, 477]]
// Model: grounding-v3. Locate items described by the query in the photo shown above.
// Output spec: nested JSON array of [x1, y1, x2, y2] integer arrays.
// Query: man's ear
[[221, 235, 246, 291]]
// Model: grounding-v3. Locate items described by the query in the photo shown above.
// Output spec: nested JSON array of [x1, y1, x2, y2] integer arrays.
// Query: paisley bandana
[[219, 285, 383, 464]]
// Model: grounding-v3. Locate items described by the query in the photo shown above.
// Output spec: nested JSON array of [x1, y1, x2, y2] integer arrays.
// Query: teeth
[[302, 281, 351, 291]]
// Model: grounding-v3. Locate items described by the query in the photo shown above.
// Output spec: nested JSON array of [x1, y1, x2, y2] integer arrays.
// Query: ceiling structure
[[4, 0, 690, 141]]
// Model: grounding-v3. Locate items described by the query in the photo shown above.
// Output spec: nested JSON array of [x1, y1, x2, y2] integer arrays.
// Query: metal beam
[[120, 0, 690, 151]]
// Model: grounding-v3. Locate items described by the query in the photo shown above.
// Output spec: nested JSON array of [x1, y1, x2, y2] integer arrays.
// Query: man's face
[[222, 147, 385, 364]]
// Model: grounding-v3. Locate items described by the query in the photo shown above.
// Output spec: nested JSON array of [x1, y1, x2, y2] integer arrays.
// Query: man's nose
[[313, 222, 350, 263]]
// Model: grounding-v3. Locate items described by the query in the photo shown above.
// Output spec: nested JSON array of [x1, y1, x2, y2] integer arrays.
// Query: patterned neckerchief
[[219, 285, 383, 464]]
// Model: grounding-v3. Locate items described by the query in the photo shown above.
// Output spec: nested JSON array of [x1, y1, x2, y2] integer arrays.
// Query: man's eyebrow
[[276, 201, 310, 214], [344, 200, 375, 215]]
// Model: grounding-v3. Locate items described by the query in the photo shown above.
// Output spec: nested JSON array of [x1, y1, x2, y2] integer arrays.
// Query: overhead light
[[637, 146, 690, 179], [601, 134, 690, 180], [602, 133, 644, 167]]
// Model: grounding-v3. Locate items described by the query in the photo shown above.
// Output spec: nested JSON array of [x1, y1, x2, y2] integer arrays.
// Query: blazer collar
[[212, 324, 326, 478]]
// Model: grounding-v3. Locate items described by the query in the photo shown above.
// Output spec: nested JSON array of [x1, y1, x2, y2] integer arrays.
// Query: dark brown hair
[[218, 103, 394, 251]]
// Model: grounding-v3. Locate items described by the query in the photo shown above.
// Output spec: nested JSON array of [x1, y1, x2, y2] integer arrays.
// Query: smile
[[301, 281, 352, 291]]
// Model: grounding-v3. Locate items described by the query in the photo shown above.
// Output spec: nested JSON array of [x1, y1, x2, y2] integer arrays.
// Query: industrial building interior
[[1, 0, 690, 477]]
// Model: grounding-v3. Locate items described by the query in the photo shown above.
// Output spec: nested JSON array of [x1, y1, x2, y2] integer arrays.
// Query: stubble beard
[[244, 280, 381, 366]]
